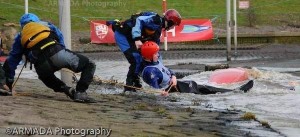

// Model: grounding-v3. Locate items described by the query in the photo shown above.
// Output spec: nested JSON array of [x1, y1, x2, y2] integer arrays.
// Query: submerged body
[[141, 60, 253, 94]]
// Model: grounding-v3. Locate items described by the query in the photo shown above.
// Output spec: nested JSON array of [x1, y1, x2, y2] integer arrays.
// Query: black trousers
[[169, 80, 233, 94], [34, 44, 96, 93], [123, 48, 142, 88]]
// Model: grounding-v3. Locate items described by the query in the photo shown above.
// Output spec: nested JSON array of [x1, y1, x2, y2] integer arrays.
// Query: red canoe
[[209, 68, 249, 84]]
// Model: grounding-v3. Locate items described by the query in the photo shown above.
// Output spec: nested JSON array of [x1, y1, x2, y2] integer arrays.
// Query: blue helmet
[[20, 13, 40, 27]]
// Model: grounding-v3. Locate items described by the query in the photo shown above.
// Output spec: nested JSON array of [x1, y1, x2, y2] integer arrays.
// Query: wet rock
[[0, 26, 18, 51], [205, 64, 229, 71], [3, 23, 19, 27]]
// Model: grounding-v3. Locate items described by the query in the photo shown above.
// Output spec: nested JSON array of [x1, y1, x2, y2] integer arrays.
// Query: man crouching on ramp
[[3, 13, 96, 103]]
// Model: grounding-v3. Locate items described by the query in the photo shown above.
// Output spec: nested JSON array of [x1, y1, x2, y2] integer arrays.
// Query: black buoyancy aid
[[114, 12, 162, 36]]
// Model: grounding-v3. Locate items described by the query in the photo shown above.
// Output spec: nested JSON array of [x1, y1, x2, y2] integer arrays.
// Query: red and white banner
[[90, 21, 115, 43], [90, 19, 213, 44], [162, 19, 213, 42]]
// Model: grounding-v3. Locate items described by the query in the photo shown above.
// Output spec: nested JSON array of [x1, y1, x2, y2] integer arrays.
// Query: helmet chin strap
[[144, 58, 156, 63], [162, 18, 170, 30], [164, 20, 170, 31], [143, 58, 152, 62]]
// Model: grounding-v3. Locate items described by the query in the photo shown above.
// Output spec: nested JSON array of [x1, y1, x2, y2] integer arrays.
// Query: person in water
[[139, 41, 253, 95]]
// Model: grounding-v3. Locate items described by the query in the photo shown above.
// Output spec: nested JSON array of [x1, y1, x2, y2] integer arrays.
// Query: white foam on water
[[171, 67, 300, 137], [257, 67, 300, 72]]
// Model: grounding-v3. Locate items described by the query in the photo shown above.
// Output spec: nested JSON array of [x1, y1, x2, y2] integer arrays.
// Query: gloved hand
[[6, 78, 14, 91]]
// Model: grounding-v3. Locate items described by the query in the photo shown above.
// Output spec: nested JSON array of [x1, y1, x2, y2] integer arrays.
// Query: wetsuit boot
[[133, 76, 142, 89], [73, 90, 96, 103], [61, 86, 95, 103], [63, 86, 75, 99], [124, 77, 136, 92]]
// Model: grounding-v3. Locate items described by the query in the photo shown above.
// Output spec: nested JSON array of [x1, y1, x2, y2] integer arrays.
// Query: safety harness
[[21, 22, 58, 70], [112, 12, 162, 35]]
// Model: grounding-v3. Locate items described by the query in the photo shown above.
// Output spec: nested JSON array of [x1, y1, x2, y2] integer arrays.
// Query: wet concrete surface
[[1, 78, 280, 137]]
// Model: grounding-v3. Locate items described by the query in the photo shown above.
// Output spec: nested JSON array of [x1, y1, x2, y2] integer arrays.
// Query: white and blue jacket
[[141, 61, 175, 89]]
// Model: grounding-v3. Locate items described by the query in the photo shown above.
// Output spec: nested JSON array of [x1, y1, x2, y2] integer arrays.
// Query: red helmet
[[141, 41, 160, 60], [164, 9, 181, 26]]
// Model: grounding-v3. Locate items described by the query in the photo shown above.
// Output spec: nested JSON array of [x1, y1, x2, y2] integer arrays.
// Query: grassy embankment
[[0, 0, 299, 31]]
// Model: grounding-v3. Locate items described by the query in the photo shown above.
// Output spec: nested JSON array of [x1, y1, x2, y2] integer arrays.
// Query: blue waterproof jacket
[[113, 12, 163, 52], [131, 14, 162, 44]]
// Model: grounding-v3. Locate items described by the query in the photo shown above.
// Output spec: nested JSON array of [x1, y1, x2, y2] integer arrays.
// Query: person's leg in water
[[168, 80, 215, 94], [168, 80, 199, 94], [115, 31, 142, 92], [171, 80, 252, 94], [133, 74, 142, 89]]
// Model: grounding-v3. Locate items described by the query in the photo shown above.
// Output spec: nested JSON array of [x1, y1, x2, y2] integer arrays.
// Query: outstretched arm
[[4, 34, 23, 79], [132, 15, 158, 49], [3, 34, 24, 91], [169, 75, 177, 87], [167, 68, 177, 87]]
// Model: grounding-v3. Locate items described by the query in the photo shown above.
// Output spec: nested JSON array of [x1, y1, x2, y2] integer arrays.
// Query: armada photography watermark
[[47, 0, 126, 8], [5, 126, 112, 137]]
